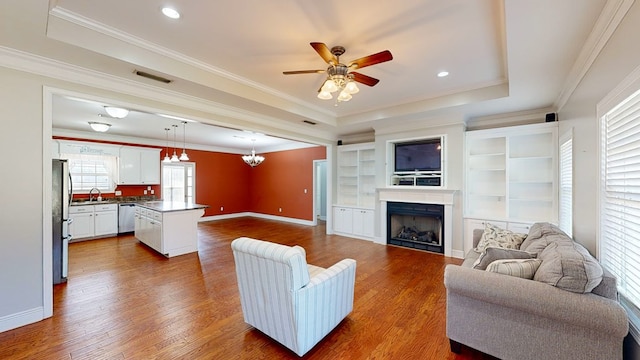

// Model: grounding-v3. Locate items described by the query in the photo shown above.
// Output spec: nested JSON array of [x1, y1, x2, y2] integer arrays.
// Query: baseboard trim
[[451, 250, 465, 259], [0, 307, 44, 333], [200, 212, 315, 226]]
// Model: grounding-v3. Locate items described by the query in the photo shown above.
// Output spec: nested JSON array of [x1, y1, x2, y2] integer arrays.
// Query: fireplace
[[387, 202, 444, 254]]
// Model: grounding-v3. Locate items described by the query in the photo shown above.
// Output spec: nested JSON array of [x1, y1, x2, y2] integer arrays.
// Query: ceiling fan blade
[[310, 42, 337, 64], [351, 72, 380, 87], [283, 70, 325, 75], [348, 50, 393, 69]]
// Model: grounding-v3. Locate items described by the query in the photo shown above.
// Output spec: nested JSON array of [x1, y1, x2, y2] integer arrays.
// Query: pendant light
[[171, 125, 180, 162], [162, 128, 171, 163], [179, 121, 189, 161]]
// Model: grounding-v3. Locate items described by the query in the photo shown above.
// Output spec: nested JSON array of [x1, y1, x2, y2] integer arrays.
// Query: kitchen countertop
[[136, 201, 209, 213], [70, 196, 158, 206]]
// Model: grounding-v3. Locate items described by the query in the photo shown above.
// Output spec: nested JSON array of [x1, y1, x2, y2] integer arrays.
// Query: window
[[162, 162, 195, 202], [600, 86, 640, 337], [63, 153, 118, 192], [559, 132, 573, 237]]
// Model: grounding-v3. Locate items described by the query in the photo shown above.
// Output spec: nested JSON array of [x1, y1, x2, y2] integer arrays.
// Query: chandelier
[[242, 139, 265, 167], [317, 64, 359, 102]]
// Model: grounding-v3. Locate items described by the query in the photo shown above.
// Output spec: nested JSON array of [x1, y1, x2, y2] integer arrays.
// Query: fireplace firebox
[[387, 202, 444, 254]]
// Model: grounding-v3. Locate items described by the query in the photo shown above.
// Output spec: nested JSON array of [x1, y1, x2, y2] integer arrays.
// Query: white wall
[[0, 67, 46, 327], [559, 1, 640, 254]]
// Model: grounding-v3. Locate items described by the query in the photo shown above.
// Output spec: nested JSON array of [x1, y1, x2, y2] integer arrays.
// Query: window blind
[[559, 134, 573, 237], [600, 88, 640, 309]]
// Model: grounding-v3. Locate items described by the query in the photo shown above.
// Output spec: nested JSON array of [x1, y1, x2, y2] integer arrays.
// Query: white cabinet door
[[118, 147, 141, 185], [119, 147, 161, 185], [353, 209, 374, 238], [140, 148, 160, 184], [149, 218, 163, 252], [94, 210, 117, 236], [333, 207, 353, 233], [70, 212, 94, 240]]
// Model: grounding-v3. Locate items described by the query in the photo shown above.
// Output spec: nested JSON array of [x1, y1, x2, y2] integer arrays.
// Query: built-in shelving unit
[[335, 143, 376, 240], [464, 122, 558, 250]]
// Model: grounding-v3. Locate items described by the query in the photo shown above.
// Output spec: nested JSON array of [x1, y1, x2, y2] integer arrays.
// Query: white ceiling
[[1, 0, 609, 152]]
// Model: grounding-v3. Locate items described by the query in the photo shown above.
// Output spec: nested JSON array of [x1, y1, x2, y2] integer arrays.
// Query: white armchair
[[231, 237, 357, 356]]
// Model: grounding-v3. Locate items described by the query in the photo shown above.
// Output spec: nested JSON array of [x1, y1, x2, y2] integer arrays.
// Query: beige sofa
[[444, 222, 629, 360]]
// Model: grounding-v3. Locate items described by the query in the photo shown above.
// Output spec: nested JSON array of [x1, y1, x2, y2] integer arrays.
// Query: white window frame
[[598, 64, 640, 343], [162, 162, 195, 203], [558, 130, 573, 237], [62, 153, 118, 193]]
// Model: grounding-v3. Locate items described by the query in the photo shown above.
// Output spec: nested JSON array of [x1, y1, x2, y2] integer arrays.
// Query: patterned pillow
[[475, 222, 527, 252], [486, 259, 542, 279], [472, 246, 533, 270]]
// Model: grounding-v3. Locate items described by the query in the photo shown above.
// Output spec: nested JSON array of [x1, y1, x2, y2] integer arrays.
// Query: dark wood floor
[[0, 217, 496, 359]]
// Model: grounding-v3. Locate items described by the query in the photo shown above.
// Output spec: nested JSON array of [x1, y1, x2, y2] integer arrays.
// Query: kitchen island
[[135, 201, 208, 257]]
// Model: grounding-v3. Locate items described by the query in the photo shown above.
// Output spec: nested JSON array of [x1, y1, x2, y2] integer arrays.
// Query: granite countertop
[[136, 201, 209, 213], [71, 196, 158, 206]]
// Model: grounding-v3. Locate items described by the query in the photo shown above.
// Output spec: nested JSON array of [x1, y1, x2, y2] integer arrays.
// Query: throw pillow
[[486, 259, 542, 280], [534, 241, 603, 293], [475, 222, 528, 252], [472, 246, 533, 270], [520, 222, 568, 252]]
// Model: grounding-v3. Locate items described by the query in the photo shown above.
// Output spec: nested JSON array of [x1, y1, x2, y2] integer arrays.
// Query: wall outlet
[[115, 190, 122, 196], [144, 190, 148, 195], [150, 190, 154, 195], [147, 186, 151, 190], [278, 207, 282, 213], [304, 189, 307, 194], [220, 206, 224, 211]]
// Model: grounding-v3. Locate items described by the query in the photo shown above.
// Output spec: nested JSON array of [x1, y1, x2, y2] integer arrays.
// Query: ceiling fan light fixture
[[345, 81, 359, 94], [88, 122, 111, 132], [317, 90, 333, 100], [104, 106, 129, 118], [337, 91, 352, 102], [321, 79, 338, 93]]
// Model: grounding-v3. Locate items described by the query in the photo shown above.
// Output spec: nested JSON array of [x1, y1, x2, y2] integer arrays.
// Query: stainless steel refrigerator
[[52, 159, 72, 284]]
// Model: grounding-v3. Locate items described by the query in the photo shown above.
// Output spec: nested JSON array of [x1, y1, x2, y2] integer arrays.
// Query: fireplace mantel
[[378, 188, 457, 257], [378, 187, 456, 205]]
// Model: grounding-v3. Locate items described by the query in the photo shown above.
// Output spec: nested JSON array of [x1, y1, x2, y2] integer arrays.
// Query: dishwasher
[[118, 203, 137, 234]]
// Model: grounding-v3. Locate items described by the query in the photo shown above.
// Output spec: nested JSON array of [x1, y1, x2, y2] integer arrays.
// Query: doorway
[[314, 160, 327, 222]]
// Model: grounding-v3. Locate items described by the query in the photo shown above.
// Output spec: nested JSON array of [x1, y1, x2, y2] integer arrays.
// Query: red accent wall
[[54, 137, 326, 220], [249, 146, 326, 220]]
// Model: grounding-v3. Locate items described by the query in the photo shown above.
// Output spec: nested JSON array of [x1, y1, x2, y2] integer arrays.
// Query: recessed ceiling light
[[437, 71, 449, 78], [162, 7, 180, 19]]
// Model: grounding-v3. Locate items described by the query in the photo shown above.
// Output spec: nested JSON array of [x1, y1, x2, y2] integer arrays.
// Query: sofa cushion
[[475, 222, 527, 252], [520, 222, 568, 254], [486, 258, 542, 279], [472, 247, 533, 270], [534, 240, 603, 293]]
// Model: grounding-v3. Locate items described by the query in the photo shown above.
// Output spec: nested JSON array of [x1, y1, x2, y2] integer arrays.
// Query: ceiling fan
[[283, 42, 393, 102]]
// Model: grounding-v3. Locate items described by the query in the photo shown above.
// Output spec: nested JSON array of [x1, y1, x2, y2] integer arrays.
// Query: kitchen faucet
[[89, 187, 102, 202]]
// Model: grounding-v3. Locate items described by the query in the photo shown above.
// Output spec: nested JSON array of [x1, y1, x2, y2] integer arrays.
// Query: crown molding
[[0, 46, 336, 143], [48, 6, 334, 119], [555, 0, 635, 110], [466, 107, 555, 130]]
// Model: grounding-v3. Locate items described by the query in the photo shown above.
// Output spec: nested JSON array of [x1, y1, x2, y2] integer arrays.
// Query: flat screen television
[[394, 138, 442, 173]]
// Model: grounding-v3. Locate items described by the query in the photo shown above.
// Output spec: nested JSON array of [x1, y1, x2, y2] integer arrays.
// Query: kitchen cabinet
[[69, 203, 118, 240], [69, 206, 94, 240], [134, 203, 206, 257], [94, 204, 118, 236], [118, 146, 161, 185]]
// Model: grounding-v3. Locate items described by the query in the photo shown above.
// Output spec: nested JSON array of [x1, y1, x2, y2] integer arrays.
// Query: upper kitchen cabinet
[[118, 146, 161, 185]]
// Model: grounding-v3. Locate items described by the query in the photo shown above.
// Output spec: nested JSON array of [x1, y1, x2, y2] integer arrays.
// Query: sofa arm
[[444, 264, 629, 338]]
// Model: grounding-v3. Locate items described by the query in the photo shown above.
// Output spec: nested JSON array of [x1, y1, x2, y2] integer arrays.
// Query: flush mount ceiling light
[[283, 42, 392, 105], [88, 122, 111, 132], [242, 139, 265, 167], [104, 106, 129, 118], [162, 7, 180, 19], [437, 71, 450, 78]]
